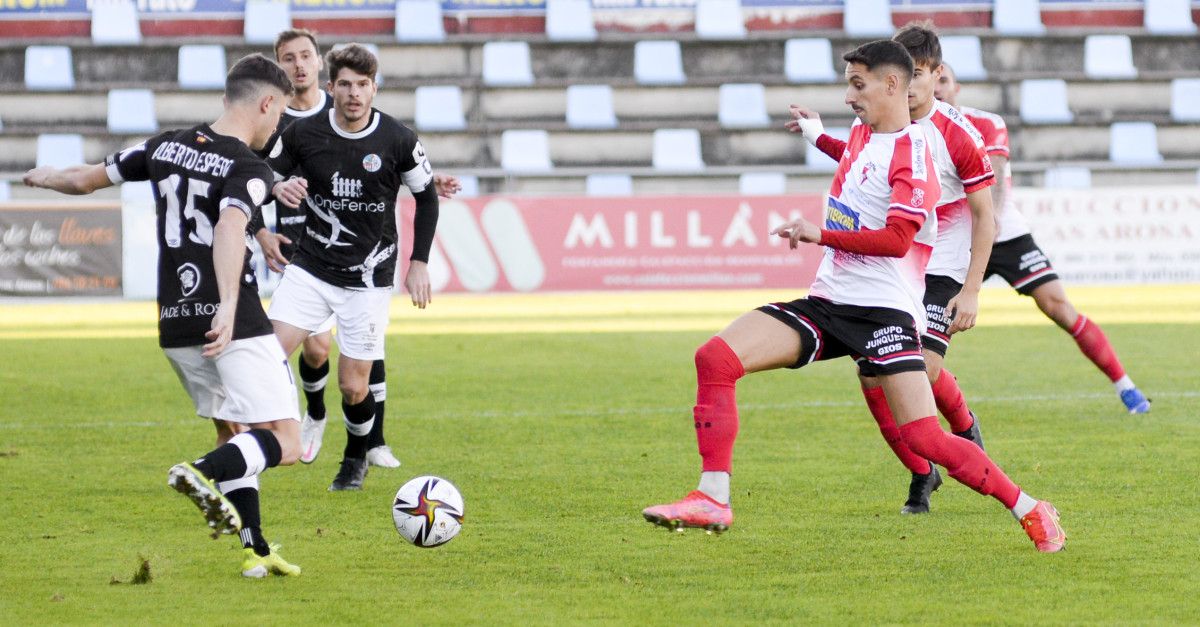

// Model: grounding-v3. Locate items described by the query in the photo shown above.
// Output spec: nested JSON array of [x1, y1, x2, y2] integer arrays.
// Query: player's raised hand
[[433, 173, 462, 199], [273, 177, 308, 209], [785, 105, 825, 146], [946, 288, 979, 333], [770, 217, 822, 249], [202, 302, 236, 358], [254, 229, 292, 273], [404, 260, 432, 309], [22, 166, 56, 189]]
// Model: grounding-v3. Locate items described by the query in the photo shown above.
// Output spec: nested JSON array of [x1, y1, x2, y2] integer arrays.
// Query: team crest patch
[[247, 178, 267, 206], [362, 153, 382, 172], [177, 263, 201, 298], [911, 188, 925, 208], [269, 138, 283, 158]]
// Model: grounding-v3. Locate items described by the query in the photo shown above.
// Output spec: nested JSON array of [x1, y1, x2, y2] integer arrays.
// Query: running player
[[266, 44, 440, 491], [641, 40, 1065, 552], [24, 54, 305, 577], [935, 63, 1151, 414], [790, 23, 996, 514]]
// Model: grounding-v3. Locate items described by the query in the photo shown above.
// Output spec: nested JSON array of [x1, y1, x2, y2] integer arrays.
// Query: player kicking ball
[[642, 40, 1066, 552], [25, 55, 306, 576]]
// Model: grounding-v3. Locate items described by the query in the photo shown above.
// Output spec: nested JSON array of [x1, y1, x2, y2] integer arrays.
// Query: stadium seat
[[91, 0, 141, 45], [566, 85, 617, 129], [1108, 122, 1162, 164], [455, 174, 480, 198], [0, 181, 10, 202], [482, 42, 534, 87], [545, 0, 596, 42], [36, 134, 85, 169], [993, 0, 1045, 35], [718, 83, 769, 129], [940, 36, 987, 81], [843, 0, 893, 37], [805, 126, 849, 172], [24, 46, 74, 91], [739, 172, 786, 196], [0, 115, 4, 132], [695, 0, 746, 40], [1019, 79, 1073, 124], [1169, 78, 1200, 122], [107, 89, 158, 134], [634, 40, 685, 85], [1084, 35, 1137, 79], [784, 38, 837, 83], [1043, 166, 1092, 189], [244, 0, 291, 45], [395, 0, 445, 43], [414, 86, 466, 132], [177, 45, 226, 90], [501, 130, 553, 172], [652, 129, 704, 172], [586, 174, 634, 196], [1145, 0, 1198, 34]]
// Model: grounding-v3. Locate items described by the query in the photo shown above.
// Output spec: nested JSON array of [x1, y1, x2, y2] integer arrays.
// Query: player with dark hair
[[642, 40, 1065, 552], [267, 43, 441, 491], [24, 53, 306, 577]]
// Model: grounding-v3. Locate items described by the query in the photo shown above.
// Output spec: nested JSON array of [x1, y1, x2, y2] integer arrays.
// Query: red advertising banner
[[0, 203, 123, 297], [400, 194, 825, 293]]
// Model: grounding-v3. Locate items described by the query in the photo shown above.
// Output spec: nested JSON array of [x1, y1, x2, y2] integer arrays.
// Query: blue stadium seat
[[107, 89, 158, 134], [566, 85, 617, 130], [718, 83, 769, 129], [414, 86, 466, 132], [844, 0, 893, 37], [36, 134, 86, 169], [586, 174, 634, 196], [941, 36, 987, 81], [0, 181, 11, 202], [785, 38, 837, 84], [695, 0, 746, 40], [1020, 79, 1073, 124], [634, 41, 685, 85], [244, 0, 291, 45], [483, 42, 534, 87], [395, 0, 445, 43], [1084, 35, 1137, 79], [1169, 78, 1200, 122], [1145, 0, 1197, 34], [25, 46, 74, 91], [546, 0, 596, 42], [501, 130, 553, 172], [993, 0, 1045, 35], [178, 45, 226, 90], [91, 1, 141, 45], [1109, 122, 1162, 164], [739, 172, 786, 196], [652, 129, 704, 172]]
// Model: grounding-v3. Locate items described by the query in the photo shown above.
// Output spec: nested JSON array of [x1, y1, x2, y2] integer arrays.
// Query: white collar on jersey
[[328, 109, 379, 140], [285, 90, 327, 118]]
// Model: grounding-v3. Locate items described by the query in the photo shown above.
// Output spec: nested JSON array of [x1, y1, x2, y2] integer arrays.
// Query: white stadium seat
[[785, 38, 837, 83], [718, 83, 769, 129], [396, 0, 445, 43], [652, 129, 704, 172], [501, 130, 553, 172], [244, 0, 291, 45], [586, 174, 634, 197], [993, 0, 1046, 35], [1084, 35, 1137, 79], [25, 46, 74, 91], [546, 0, 596, 42], [1109, 122, 1162, 164], [1043, 166, 1092, 189], [414, 86, 466, 132], [1169, 78, 1200, 123], [0, 181, 11, 202], [36, 134, 86, 169], [1020, 79, 1073, 124], [107, 89, 158, 134], [844, 0, 893, 37], [805, 126, 849, 172], [940, 36, 987, 81], [695, 0, 746, 40], [1145, 0, 1198, 34], [566, 85, 617, 129], [91, 0, 141, 45], [178, 45, 227, 90], [739, 172, 786, 196], [482, 41, 534, 87], [634, 40, 685, 85], [455, 174, 480, 198]]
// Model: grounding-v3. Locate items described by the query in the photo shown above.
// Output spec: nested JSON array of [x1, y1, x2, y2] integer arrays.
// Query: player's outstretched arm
[[23, 164, 114, 195], [433, 173, 462, 199], [786, 105, 845, 162], [204, 208, 249, 358], [946, 187, 996, 333]]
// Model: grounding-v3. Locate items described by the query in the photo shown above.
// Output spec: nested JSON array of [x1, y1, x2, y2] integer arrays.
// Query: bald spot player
[[641, 40, 1065, 552], [935, 63, 1151, 414]]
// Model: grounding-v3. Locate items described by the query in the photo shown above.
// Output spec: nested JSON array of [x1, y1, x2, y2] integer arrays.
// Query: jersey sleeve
[[219, 159, 273, 220], [946, 122, 995, 194], [397, 130, 434, 194], [103, 133, 167, 184], [888, 130, 940, 227]]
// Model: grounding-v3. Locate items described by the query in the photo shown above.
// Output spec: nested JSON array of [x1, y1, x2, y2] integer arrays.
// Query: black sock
[[299, 358, 329, 421], [342, 394, 375, 459], [225, 487, 269, 557], [193, 430, 282, 483], [367, 359, 386, 449]]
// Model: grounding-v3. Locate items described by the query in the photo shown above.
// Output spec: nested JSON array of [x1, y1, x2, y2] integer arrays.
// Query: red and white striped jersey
[[921, 99, 996, 283], [809, 123, 942, 325], [961, 105, 1029, 243]]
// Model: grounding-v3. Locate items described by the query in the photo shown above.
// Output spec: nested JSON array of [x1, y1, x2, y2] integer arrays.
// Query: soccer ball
[[392, 475, 465, 548]]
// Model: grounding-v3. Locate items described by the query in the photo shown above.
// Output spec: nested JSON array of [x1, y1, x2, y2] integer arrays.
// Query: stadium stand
[[718, 83, 769, 129], [177, 45, 227, 90], [843, 0, 893, 37], [1043, 165, 1093, 189], [1084, 35, 1138, 79], [483, 41, 534, 87], [546, 0, 597, 42], [1144, 0, 1198, 34], [566, 85, 618, 130], [739, 172, 787, 196], [784, 38, 837, 84], [1169, 78, 1200, 123], [36, 134, 85, 169], [414, 85, 467, 132], [1109, 122, 1163, 165], [940, 36, 987, 81], [634, 40, 685, 86], [91, 1, 141, 46], [0, 181, 10, 201], [395, 0, 446, 43], [243, 0, 291, 45], [586, 173, 634, 197], [501, 130, 553, 172], [652, 129, 705, 172], [993, 0, 1046, 35], [695, 0, 747, 41], [24, 46, 74, 91], [107, 89, 157, 134], [1020, 79, 1074, 124]]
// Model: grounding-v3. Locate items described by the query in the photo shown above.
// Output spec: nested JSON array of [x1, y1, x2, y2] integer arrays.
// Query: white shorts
[[269, 264, 390, 361], [313, 314, 336, 336], [163, 334, 300, 424]]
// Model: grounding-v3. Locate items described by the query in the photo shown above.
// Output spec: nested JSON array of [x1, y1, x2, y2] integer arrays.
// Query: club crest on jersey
[[362, 153, 382, 173], [247, 178, 267, 206], [911, 188, 925, 207], [859, 162, 876, 184], [177, 263, 201, 297], [331, 171, 363, 198], [825, 196, 860, 232]]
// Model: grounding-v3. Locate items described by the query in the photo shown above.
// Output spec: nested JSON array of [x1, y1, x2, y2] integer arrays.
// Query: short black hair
[[843, 40, 915, 86], [326, 44, 378, 84], [893, 20, 942, 70], [225, 53, 293, 102]]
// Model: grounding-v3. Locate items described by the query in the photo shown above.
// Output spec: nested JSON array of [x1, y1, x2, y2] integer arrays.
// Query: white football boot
[[366, 445, 401, 468], [299, 412, 327, 464]]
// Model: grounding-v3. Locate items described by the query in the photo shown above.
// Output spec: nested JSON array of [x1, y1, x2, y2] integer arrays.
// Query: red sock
[[899, 417, 1020, 508], [694, 337, 744, 473], [863, 386, 932, 475], [932, 369, 974, 433], [1069, 315, 1126, 382]]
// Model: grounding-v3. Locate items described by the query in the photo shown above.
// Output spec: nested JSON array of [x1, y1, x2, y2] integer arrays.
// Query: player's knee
[[339, 381, 369, 404], [695, 336, 744, 384], [302, 344, 330, 367]]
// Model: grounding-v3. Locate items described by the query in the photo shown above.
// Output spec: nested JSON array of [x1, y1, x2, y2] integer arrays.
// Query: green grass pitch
[[0, 311, 1196, 624]]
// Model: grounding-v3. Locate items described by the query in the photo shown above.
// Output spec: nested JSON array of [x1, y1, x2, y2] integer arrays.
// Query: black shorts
[[986, 234, 1059, 295], [921, 274, 963, 358], [757, 296, 926, 376]]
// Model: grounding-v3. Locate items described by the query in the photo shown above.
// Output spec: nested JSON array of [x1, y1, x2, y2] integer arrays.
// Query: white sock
[[697, 471, 730, 505], [1113, 375, 1136, 393], [1010, 491, 1038, 520]]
